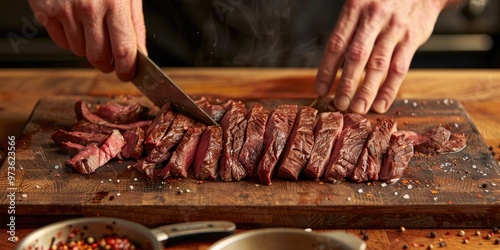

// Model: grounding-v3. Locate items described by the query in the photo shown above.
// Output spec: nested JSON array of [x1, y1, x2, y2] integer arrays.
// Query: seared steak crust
[[379, 133, 414, 182], [219, 104, 248, 181], [193, 125, 223, 180], [303, 112, 343, 181], [277, 106, 317, 180], [238, 103, 270, 177]]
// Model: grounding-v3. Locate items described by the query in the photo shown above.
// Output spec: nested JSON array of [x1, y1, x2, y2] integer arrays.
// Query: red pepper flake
[[477, 194, 483, 199]]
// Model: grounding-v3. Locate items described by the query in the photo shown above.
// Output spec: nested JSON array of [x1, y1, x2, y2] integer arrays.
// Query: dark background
[[1, 0, 499, 69]]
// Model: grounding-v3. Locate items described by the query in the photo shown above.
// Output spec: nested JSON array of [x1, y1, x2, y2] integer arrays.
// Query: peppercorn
[[495, 239, 500, 245], [429, 231, 437, 238], [493, 227, 499, 234], [485, 233, 492, 239], [402, 244, 408, 249], [482, 183, 488, 188], [439, 241, 447, 247], [489, 146, 494, 151], [362, 233, 369, 240]]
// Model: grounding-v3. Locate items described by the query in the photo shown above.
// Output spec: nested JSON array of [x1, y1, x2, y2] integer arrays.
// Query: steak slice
[[195, 97, 227, 122], [392, 126, 466, 155], [160, 122, 207, 178], [67, 129, 125, 174], [379, 133, 414, 182], [144, 103, 176, 154], [350, 118, 397, 183], [193, 125, 223, 180], [74, 101, 151, 131], [324, 113, 372, 182], [96, 102, 149, 124], [219, 104, 248, 181], [257, 109, 289, 185], [277, 106, 317, 180], [70, 120, 115, 135], [276, 104, 298, 135], [60, 141, 85, 156], [51, 129, 108, 146], [303, 112, 343, 181], [238, 103, 270, 177], [134, 114, 195, 178], [121, 127, 145, 160]]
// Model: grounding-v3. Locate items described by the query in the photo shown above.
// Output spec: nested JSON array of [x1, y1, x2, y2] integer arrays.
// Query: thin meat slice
[[392, 126, 466, 154], [257, 109, 289, 185], [303, 112, 343, 181], [74, 101, 151, 131], [134, 114, 195, 178], [160, 122, 207, 178], [121, 127, 145, 160], [276, 104, 298, 135], [379, 133, 414, 182], [238, 103, 270, 177], [96, 102, 149, 124], [351, 118, 397, 183], [51, 129, 108, 146], [324, 113, 372, 182], [195, 97, 227, 122], [67, 129, 125, 174], [144, 103, 176, 154], [60, 141, 86, 156], [219, 104, 248, 181], [193, 125, 223, 180], [277, 106, 317, 180], [70, 120, 115, 135]]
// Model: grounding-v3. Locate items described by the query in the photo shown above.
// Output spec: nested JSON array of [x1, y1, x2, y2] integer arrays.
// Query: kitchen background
[[0, 0, 499, 69]]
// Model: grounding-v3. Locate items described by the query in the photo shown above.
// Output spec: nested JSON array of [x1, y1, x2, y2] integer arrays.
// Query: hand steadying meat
[[28, 0, 147, 82], [315, 0, 465, 114]]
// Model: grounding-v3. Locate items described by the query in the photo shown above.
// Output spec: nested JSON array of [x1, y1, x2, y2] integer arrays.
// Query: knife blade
[[132, 50, 217, 125]]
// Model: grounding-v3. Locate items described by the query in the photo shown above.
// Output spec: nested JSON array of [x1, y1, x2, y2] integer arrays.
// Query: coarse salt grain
[[403, 194, 410, 199], [21, 194, 27, 198], [381, 183, 387, 187], [116, 193, 121, 197], [304, 228, 313, 232], [35, 185, 41, 189], [407, 185, 413, 189], [358, 189, 364, 194], [129, 185, 134, 190]]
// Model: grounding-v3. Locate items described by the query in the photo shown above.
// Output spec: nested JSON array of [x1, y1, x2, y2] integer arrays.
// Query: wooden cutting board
[[1, 96, 499, 229]]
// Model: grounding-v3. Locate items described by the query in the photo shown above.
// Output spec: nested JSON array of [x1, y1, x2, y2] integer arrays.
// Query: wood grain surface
[[1, 68, 500, 250]]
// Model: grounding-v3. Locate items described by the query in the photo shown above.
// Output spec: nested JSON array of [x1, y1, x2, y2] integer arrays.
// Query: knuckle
[[390, 60, 409, 77], [327, 34, 347, 54], [365, 2, 388, 20], [339, 77, 359, 93], [367, 54, 390, 71], [113, 42, 135, 60], [346, 43, 368, 62]]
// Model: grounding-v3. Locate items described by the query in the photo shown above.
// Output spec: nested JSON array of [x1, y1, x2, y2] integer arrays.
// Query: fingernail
[[373, 100, 387, 113], [335, 95, 350, 111], [350, 99, 366, 114], [316, 82, 329, 97]]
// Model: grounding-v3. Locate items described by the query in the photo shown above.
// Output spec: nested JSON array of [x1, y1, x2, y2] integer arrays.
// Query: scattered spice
[[362, 233, 369, 241], [438, 241, 447, 247], [427, 244, 434, 250], [429, 231, 437, 238], [400, 227, 406, 233], [495, 239, 500, 245], [402, 244, 408, 249], [462, 238, 469, 244], [493, 227, 499, 234], [459, 230, 465, 236], [475, 230, 481, 236], [489, 146, 494, 151], [485, 233, 492, 239], [482, 183, 488, 188]]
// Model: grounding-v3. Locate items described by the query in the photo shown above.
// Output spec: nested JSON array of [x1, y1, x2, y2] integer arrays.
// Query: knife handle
[[150, 221, 236, 245]]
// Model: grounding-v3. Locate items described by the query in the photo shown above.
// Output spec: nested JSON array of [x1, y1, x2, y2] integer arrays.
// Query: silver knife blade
[[132, 50, 217, 125]]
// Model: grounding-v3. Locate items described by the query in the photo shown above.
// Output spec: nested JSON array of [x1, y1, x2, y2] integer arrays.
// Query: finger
[[43, 21, 70, 49], [350, 28, 401, 114], [314, 0, 361, 97], [131, 0, 147, 55], [61, 8, 86, 57], [334, 3, 387, 112], [106, 2, 137, 81], [372, 40, 417, 113], [83, 11, 113, 73]]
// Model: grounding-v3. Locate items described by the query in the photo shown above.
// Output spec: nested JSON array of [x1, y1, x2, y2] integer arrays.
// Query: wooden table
[[1, 68, 500, 249]]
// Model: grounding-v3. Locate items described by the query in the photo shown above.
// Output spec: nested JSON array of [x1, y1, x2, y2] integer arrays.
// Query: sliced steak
[[160, 122, 207, 178], [351, 118, 397, 183], [60, 141, 86, 156], [70, 120, 115, 135], [276, 104, 298, 135], [144, 103, 176, 154], [96, 102, 149, 124], [393, 126, 466, 154], [51, 129, 108, 146], [303, 112, 343, 181], [195, 97, 227, 122], [134, 114, 195, 178], [379, 133, 414, 182], [238, 103, 270, 177], [74, 101, 151, 131], [219, 104, 248, 181], [121, 127, 145, 160], [257, 109, 289, 185], [324, 113, 372, 182], [277, 106, 317, 180], [67, 129, 125, 174], [193, 125, 223, 180]]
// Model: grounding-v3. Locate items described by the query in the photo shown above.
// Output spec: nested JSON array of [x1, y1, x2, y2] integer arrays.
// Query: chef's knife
[[132, 50, 217, 125]]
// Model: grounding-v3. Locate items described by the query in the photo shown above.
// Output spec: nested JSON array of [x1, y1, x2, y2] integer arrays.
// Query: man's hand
[[315, 0, 461, 114], [29, 0, 147, 81]]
